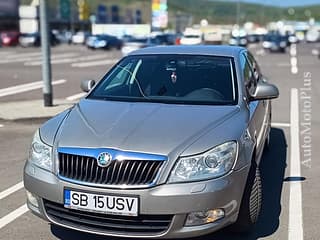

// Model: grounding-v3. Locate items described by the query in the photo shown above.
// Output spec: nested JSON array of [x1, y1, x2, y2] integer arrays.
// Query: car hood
[[55, 99, 240, 156]]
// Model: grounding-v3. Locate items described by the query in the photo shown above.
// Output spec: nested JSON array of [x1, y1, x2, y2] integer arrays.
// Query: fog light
[[26, 191, 39, 208], [185, 209, 225, 226]]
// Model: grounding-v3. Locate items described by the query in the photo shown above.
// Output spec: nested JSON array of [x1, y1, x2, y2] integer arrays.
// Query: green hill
[[20, 0, 320, 25], [169, 0, 320, 24]]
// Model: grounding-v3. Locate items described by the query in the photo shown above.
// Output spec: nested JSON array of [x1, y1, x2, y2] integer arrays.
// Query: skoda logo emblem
[[97, 152, 112, 167]]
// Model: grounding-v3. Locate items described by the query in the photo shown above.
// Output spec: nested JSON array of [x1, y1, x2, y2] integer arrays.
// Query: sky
[[220, 0, 320, 7]]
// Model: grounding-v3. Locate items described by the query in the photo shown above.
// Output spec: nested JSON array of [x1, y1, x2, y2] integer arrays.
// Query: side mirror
[[81, 80, 96, 92], [250, 82, 279, 101]]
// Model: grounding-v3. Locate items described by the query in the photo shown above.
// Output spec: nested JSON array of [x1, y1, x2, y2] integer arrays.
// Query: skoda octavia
[[24, 46, 279, 238]]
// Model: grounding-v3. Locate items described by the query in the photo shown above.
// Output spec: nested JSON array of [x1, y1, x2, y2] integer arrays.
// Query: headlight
[[28, 129, 53, 171], [97, 40, 107, 47], [168, 141, 237, 183], [240, 39, 247, 44]]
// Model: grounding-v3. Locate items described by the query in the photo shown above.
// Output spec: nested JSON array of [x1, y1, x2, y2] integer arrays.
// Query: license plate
[[64, 189, 139, 216]]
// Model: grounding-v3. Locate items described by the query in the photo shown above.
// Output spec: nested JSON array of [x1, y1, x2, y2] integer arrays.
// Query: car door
[[240, 51, 267, 162]]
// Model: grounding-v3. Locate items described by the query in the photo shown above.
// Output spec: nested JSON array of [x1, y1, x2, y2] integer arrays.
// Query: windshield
[[264, 35, 283, 41], [127, 38, 148, 43], [89, 54, 238, 105], [184, 35, 201, 38], [21, 33, 38, 37], [97, 35, 113, 40]]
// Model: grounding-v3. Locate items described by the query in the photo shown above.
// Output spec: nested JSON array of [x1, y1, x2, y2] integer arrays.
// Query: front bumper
[[24, 162, 249, 239]]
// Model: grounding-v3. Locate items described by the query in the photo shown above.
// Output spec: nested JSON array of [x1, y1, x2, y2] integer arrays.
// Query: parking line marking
[[290, 44, 298, 74], [271, 122, 291, 128], [0, 182, 24, 200], [277, 63, 291, 67], [0, 79, 66, 97], [0, 53, 78, 64], [25, 54, 110, 66], [0, 204, 28, 229], [0, 51, 15, 56], [0, 53, 42, 64], [288, 88, 303, 240], [23, 53, 79, 65], [71, 59, 118, 68], [66, 92, 87, 101], [6, 52, 41, 59]]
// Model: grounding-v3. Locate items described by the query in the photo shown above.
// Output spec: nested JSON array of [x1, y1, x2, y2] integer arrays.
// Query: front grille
[[44, 200, 172, 235], [58, 153, 163, 186]]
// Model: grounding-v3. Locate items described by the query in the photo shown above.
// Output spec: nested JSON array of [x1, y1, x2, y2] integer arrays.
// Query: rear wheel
[[232, 161, 262, 232]]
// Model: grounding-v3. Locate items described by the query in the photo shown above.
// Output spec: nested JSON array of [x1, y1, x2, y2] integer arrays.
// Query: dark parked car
[[0, 31, 19, 46], [153, 33, 177, 45], [24, 45, 279, 239], [86, 35, 123, 50], [262, 34, 287, 53], [19, 32, 59, 47], [247, 34, 261, 43]]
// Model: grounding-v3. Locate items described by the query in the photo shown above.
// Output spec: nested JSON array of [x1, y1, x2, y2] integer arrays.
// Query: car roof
[[129, 45, 245, 57]]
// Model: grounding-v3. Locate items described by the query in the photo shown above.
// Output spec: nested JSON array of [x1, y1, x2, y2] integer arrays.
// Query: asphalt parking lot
[[0, 42, 319, 240]]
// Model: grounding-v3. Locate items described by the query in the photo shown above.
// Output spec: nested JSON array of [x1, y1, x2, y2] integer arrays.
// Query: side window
[[240, 53, 256, 97]]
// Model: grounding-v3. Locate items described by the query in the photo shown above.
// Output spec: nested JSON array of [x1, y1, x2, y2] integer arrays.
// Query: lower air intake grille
[[44, 200, 173, 235]]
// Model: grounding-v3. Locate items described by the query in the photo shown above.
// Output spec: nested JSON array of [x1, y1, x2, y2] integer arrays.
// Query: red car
[[1, 31, 19, 46]]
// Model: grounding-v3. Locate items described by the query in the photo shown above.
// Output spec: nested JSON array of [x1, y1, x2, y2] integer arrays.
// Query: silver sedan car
[[24, 46, 279, 238]]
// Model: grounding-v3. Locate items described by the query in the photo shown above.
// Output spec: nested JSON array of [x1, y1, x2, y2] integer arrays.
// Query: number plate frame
[[63, 188, 139, 217]]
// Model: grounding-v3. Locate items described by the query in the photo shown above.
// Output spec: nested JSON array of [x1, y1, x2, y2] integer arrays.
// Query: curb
[[0, 99, 75, 122]]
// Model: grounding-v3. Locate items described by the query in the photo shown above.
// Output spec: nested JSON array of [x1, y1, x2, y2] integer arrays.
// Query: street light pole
[[40, 0, 53, 106], [236, 0, 240, 45]]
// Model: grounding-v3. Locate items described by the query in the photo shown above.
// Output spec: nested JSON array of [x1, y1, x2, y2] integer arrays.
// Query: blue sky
[[218, 0, 320, 7]]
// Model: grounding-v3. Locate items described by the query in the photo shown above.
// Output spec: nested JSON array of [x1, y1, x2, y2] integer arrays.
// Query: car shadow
[[51, 128, 287, 240]]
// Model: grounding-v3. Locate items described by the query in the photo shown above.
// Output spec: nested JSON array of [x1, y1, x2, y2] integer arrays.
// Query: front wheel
[[232, 162, 262, 232]]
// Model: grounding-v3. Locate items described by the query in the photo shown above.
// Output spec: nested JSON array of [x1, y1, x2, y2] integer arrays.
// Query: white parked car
[[180, 30, 203, 45], [306, 29, 320, 43], [72, 31, 89, 44]]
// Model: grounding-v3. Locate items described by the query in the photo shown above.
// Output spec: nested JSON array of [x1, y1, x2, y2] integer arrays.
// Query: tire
[[232, 161, 262, 232]]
